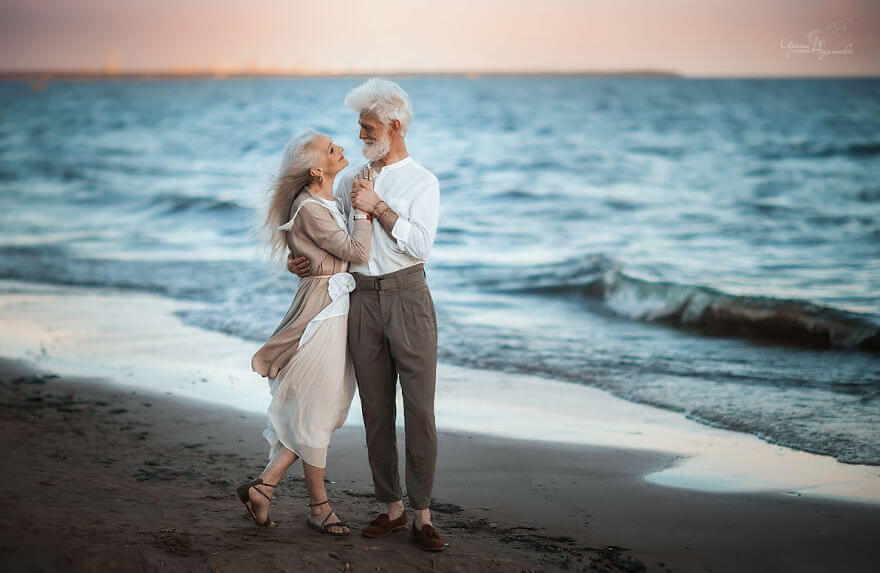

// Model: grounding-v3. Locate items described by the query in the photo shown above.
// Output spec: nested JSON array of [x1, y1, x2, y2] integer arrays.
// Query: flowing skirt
[[262, 313, 356, 468]]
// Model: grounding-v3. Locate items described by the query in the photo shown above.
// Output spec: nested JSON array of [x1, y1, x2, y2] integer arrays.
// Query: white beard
[[362, 135, 391, 162]]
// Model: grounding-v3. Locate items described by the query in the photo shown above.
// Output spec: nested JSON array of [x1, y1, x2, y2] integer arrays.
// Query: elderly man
[[287, 78, 444, 552]]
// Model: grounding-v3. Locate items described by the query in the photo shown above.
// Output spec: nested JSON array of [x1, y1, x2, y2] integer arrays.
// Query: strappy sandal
[[306, 499, 349, 536], [236, 477, 278, 527]]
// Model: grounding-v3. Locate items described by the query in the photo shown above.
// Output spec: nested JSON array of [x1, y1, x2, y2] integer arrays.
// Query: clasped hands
[[351, 167, 380, 214], [288, 167, 380, 277]]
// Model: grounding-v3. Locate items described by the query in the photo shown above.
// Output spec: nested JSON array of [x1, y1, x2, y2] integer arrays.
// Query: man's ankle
[[414, 509, 431, 528], [386, 501, 405, 520]]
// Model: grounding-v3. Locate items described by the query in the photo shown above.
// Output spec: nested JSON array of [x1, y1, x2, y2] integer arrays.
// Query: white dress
[[263, 312, 356, 468]]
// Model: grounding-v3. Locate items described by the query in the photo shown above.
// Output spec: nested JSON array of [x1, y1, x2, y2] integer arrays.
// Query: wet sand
[[2, 356, 879, 573]]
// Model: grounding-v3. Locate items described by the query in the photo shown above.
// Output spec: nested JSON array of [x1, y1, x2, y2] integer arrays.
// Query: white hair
[[344, 78, 413, 137], [258, 128, 324, 266], [279, 128, 322, 175]]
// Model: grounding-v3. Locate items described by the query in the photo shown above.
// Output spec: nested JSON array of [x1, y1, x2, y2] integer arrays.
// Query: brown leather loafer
[[361, 511, 407, 538], [410, 522, 446, 552]]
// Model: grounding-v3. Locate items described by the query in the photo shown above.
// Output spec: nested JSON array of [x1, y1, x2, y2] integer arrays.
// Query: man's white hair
[[344, 78, 413, 137]]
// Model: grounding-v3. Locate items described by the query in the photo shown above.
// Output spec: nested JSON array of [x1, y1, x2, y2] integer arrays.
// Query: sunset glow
[[1, 0, 878, 77]]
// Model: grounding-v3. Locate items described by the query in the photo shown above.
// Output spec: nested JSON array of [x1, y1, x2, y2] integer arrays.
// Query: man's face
[[358, 112, 391, 162]]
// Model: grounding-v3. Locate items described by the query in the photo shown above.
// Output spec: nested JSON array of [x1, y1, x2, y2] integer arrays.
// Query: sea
[[1, 76, 878, 465]]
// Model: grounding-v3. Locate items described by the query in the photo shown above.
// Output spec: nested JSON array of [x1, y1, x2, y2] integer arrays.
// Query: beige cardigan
[[251, 189, 372, 378]]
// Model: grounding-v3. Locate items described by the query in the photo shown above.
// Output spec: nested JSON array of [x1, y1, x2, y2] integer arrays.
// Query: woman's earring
[[317, 175, 324, 184]]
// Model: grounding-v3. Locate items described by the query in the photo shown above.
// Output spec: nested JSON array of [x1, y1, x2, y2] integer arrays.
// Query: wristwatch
[[354, 213, 373, 221]]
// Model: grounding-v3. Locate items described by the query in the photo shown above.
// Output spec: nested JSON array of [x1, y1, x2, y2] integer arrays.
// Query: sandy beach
[[3, 358, 880, 573], [1, 282, 880, 572]]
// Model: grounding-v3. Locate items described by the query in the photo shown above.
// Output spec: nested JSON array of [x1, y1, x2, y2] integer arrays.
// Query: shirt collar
[[369, 155, 412, 175]]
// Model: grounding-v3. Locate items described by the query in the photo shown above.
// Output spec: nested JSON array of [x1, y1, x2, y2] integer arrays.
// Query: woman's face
[[313, 134, 348, 176]]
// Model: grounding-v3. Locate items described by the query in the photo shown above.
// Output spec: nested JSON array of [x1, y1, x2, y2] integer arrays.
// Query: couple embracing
[[237, 78, 445, 552]]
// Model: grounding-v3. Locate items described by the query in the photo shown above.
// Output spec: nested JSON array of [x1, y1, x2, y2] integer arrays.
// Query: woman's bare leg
[[249, 445, 298, 524], [303, 461, 350, 535]]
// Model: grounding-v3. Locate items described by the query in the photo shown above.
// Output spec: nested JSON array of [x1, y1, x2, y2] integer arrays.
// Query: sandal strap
[[251, 485, 273, 503], [249, 479, 277, 502], [320, 509, 346, 530], [308, 499, 329, 508]]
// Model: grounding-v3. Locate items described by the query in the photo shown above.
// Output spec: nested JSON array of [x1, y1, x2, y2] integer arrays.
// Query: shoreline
[[2, 281, 880, 570], [3, 357, 880, 572], [1, 280, 878, 507]]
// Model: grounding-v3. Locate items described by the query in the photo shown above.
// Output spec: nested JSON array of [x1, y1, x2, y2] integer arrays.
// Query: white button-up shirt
[[334, 156, 440, 276]]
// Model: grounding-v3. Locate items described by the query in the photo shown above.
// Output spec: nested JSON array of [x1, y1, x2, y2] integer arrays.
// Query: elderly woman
[[237, 129, 373, 535]]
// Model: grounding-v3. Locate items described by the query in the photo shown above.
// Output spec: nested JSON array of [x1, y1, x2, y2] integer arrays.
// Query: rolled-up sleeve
[[390, 176, 440, 261]]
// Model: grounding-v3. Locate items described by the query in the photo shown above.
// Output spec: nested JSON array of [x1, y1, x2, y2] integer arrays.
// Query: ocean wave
[[0, 245, 242, 303], [856, 187, 880, 203], [143, 193, 245, 215], [626, 144, 687, 158], [754, 140, 880, 160], [22, 158, 93, 184], [492, 256, 880, 352], [0, 165, 18, 182], [490, 189, 542, 200]]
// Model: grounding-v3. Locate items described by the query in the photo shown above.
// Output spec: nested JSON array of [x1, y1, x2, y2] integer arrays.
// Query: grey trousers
[[348, 263, 438, 510]]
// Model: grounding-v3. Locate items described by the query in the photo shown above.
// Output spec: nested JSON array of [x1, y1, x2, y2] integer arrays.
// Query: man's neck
[[370, 143, 409, 175]]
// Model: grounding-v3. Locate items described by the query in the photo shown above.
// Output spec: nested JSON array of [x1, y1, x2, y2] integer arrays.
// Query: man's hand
[[287, 253, 311, 277], [351, 168, 380, 213]]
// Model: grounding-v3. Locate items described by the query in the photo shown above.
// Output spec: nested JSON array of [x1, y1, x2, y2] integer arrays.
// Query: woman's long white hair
[[258, 129, 323, 266]]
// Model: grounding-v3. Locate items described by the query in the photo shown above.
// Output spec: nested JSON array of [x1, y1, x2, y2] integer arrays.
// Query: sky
[[1, 0, 878, 77]]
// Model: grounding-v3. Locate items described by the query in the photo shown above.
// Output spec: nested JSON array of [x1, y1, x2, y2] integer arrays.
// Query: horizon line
[[0, 69, 877, 80], [2, 68, 681, 79]]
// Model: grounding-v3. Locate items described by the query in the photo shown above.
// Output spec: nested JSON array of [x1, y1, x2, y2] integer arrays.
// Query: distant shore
[[3, 70, 876, 82], [0, 69, 683, 82]]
